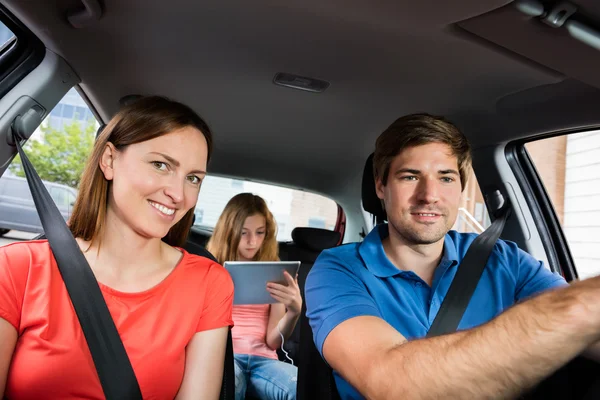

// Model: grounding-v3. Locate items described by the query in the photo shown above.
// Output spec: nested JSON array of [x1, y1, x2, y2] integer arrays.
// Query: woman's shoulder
[[0, 240, 52, 294], [0, 239, 52, 263], [179, 249, 232, 281]]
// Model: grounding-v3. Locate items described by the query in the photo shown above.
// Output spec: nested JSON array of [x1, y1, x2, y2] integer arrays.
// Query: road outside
[[0, 230, 39, 247]]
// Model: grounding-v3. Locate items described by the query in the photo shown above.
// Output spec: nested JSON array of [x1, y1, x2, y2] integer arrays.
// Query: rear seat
[[184, 214, 221, 263], [296, 154, 379, 400], [278, 227, 341, 363]]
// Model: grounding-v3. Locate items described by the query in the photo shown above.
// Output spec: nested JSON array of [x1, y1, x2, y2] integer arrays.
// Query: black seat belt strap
[[427, 191, 511, 338], [13, 131, 143, 400]]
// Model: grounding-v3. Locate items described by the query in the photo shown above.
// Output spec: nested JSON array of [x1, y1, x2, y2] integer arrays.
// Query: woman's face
[[237, 213, 266, 261], [100, 126, 208, 240]]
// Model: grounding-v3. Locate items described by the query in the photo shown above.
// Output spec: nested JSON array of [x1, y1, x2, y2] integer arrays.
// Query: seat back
[[278, 227, 340, 364], [220, 328, 235, 400], [361, 153, 387, 224], [297, 299, 342, 400], [297, 155, 383, 399], [184, 234, 218, 262], [283, 228, 340, 400]]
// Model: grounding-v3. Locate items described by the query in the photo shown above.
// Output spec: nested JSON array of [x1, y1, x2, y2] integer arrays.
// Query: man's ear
[[375, 176, 385, 201], [375, 177, 387, 212], [99, 143, 117, 181]]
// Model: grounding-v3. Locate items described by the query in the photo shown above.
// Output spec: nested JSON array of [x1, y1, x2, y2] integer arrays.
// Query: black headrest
[[292, 227, 341, 252], [361, 153, 387, 223], [96, 124, 105, 138]]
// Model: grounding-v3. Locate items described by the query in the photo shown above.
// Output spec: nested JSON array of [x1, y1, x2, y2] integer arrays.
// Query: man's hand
[[322, 278, 600, 400]]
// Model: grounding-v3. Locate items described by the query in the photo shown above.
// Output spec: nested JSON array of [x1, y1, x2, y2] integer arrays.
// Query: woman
[[207, 193, 301, 400], [0, 96, 234, 399]]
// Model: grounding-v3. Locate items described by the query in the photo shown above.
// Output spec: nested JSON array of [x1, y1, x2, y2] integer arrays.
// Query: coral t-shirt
[[0, 240, 234, 400]]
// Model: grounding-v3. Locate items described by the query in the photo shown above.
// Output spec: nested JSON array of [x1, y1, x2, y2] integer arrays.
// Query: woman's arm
[[265, 271, 302, 350], [176, 326, 229, 400], [0, 317, 17, 397]]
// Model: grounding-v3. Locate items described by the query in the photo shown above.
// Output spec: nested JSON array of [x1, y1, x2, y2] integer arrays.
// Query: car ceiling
[[3, 0, 600, 206]]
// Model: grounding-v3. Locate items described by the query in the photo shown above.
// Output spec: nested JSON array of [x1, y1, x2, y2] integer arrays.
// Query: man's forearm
[[366, 280, 600, 399]]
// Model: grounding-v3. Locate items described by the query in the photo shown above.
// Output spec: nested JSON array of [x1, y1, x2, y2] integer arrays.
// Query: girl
[[207, 193, 301, 400], [0, 96, 234, 399]]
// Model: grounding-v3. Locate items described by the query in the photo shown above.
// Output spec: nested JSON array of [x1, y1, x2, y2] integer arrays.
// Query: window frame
[[505, 128, 599, 281], [0, 3, 45, 98]]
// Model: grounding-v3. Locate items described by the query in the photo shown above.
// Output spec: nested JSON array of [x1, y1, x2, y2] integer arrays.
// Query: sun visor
[[457, 1, 600, 89]]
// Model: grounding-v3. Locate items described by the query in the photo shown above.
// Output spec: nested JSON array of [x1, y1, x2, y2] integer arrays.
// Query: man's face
[[375, 142, 462, 245]]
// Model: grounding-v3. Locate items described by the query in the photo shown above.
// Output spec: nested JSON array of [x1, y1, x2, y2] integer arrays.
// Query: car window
[[67, 191, 76, 206], [0, 20, 15, 51], [195, 176, 338, 242], [454, 166, 491, 234], [7, 178, 31, 200], [525, 131, 600, 279], [8, 88, 98, 192], [49, 187, 68, 208]]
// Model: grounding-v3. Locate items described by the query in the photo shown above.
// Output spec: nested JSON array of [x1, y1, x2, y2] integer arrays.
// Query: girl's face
[[237, 213, 266, 261], [100, 126, 208, 240]]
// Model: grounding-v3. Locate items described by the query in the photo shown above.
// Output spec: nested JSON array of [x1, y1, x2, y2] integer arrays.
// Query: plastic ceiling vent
[[273, 72, 330, 93]]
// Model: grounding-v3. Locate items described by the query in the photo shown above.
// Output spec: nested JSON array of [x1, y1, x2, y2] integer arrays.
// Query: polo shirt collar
[[358, 223, 459, 278]]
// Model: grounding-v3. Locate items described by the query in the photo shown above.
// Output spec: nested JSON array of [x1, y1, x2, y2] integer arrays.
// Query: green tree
[[9, 119, 96, 188]]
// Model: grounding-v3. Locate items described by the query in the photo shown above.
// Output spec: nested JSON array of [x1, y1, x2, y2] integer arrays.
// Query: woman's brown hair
[[68, 95, 213, 248], [206, 193, 279, 264]]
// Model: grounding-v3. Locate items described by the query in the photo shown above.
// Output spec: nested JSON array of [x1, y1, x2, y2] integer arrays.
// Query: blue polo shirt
[[305, 224, 566, 400]]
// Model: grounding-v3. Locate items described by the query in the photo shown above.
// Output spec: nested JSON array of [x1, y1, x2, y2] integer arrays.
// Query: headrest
[[95, 124, 105, 138], [292, 227, 341, 252], [361, 153, 387, 223]]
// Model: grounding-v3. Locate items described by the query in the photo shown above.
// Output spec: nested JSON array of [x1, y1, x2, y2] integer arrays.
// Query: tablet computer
[[224, 261, 301, 305]]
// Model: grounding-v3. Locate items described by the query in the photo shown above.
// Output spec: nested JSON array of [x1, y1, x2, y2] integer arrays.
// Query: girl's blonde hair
[[207, 193, 279, 264]]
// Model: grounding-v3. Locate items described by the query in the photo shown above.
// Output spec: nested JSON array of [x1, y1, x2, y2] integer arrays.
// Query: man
[[304, 113, 600, 399]]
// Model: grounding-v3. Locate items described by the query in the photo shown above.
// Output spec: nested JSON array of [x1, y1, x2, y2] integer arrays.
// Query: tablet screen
[[224, 261, 301, 305]]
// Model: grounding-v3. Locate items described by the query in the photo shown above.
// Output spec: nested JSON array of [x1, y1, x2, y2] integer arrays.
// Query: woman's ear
[[99, 143, 117, 181]]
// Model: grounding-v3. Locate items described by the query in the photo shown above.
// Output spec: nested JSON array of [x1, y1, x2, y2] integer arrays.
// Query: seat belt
[[427, 190, 511, 337], [12, 130, 143, 400]]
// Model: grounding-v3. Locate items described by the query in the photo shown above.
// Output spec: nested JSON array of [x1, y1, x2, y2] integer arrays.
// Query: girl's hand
[[266, 271, 302, 316]]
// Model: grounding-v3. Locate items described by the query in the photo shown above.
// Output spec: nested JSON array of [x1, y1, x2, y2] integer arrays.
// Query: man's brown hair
[[373, 113, 472, 189]]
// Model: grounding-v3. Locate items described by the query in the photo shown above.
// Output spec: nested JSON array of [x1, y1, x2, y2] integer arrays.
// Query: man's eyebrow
[[393, 168, 459, 175], [439, 169, 459, 175], [394, 168, 421, 175], [149, 152, 206, 175]]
